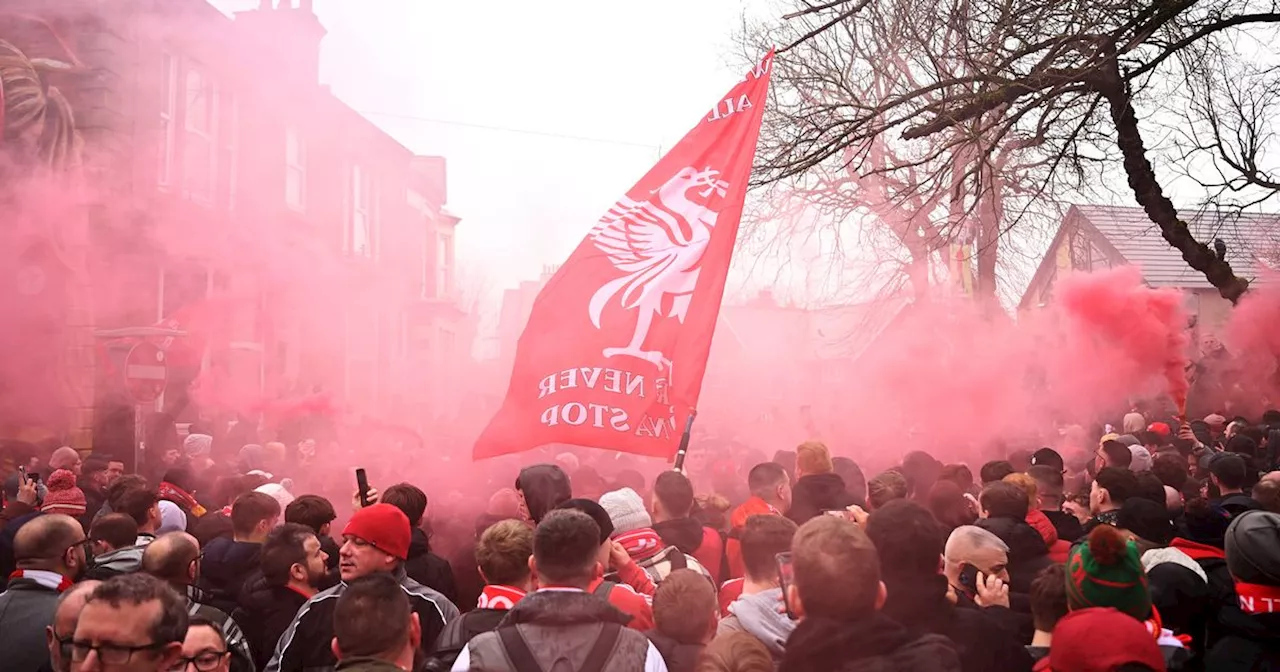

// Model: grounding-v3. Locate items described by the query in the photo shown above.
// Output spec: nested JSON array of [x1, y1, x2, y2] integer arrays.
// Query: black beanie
[[1225, 510, 1280, 585]]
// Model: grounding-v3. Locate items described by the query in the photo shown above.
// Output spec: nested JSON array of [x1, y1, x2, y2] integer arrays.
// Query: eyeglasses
[[53, 633, 73, 662], [70, 640, 168, 664], [172, 649, 229, 671]]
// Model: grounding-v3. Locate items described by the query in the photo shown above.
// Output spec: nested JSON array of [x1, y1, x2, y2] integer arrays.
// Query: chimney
[[237, 0, 327, 85]]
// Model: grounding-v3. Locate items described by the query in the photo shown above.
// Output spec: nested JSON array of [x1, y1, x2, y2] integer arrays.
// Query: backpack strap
[[592, 580, 618, 599], [579, 623, 623, 672], [497, 626, 545, 672]]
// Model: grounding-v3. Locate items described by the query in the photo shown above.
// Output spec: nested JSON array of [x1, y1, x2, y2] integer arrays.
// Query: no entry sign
[[124, 342, 168, 404]]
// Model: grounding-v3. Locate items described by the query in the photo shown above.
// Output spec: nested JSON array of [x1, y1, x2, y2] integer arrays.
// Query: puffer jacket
[[780, 612, 962, 672], [231, 572, 310, 670], [975, 516, 1052, 594], [1025, 509, 1070, 564]]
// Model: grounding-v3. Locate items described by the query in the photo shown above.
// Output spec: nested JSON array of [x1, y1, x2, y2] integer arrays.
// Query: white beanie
[[1128, 445, 1154, 473], [183, 433, 213, 457], [255, 482, 295, 509], [158, 500, 188, 534], [598, 487, 651, 535]]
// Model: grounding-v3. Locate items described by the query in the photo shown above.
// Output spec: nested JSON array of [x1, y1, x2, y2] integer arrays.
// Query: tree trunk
[[1100, 73, 1250, 304], [975, 162, 1001, 307]]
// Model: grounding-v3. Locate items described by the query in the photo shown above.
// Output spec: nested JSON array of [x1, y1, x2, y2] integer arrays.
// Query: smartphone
[[355, 468, 370, 507], [17, 466, 26, 483], [776, 552, 797, 620], [958, 562, 979, 594]]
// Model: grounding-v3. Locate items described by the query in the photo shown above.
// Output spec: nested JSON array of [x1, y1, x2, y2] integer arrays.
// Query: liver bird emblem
[[587, 167, 729, 371]]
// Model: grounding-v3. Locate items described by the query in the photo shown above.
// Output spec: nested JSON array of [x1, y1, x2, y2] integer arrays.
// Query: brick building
[[0, 0, 471, 461]]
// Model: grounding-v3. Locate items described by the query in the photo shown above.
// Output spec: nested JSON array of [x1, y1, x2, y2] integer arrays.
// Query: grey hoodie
[[717, 587, 795, 659], [85, 544, 145, 579]]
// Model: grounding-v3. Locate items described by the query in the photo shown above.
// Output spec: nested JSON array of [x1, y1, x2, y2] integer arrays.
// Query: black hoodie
[[516, 464, 572, 524], [199, 537, 262, 614], [787, 473, 860, 525], [880, 573, 1033, 672], [404, 526, 458, 606], [780, 612, 962, 672]]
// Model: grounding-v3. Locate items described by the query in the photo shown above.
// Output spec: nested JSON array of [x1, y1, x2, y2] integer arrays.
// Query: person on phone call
[[941, 526, 1013, 607], [866, 502, 1033, 672], [779, 516, 961, 672]]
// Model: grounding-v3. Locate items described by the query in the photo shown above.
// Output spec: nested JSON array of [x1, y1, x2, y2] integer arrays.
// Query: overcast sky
[[214, 0, 769, 305]]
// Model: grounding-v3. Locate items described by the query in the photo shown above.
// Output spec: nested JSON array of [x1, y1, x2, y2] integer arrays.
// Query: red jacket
[[725, 497, 781, 579], [1026, 509, 1070, 564], [589, 576, 654, 631]]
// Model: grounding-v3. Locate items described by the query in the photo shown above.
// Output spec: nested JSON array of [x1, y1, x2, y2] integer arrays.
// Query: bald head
[[14, 514, 84, 570], [142, 532, 200, 585], [49, 447, 82, 475], [1164, 485, 1184, 513], [47, 580, 100, 672], [944, 525, 1008, 558], [1263, 471, 1280, 485]]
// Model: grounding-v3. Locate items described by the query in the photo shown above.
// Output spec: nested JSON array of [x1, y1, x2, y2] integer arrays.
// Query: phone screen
[[776, 552, 797, 620], [355, 468, 370, 507]]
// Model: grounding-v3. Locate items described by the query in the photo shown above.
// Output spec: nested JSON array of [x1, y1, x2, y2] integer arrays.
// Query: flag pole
[[672, 408, 698, 473]]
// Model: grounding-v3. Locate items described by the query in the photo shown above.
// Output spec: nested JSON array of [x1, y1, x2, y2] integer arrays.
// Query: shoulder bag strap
[[497, 626, 545, 672], [579, 623, 623, 672]]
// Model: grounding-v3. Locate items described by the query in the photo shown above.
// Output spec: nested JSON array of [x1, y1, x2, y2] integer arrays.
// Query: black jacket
[[1205, 610, 1280, 672], [231, 573, 310, 671], [652, 517, 707, 555], [265, 567, 460, 672], [405, 527, 458, 606], [880, 573, 1033, 672], [193, 511, 234, 548], [1041, 509, 1084, 543], [780, 612, 961, 672], [200, 538, 262, 614], [787, 473, 860, 525], [317, 534, 341, 591], [974, 516, 1052, 594], [645, 630, 704, 672]]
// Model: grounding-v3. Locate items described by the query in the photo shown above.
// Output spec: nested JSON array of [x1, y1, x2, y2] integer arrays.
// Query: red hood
[[1170, 537, 1226, 561], [1026, 509, 1059, 546]]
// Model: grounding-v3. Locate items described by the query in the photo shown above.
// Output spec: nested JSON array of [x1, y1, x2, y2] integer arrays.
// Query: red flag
[[475, 52, 775, 460]]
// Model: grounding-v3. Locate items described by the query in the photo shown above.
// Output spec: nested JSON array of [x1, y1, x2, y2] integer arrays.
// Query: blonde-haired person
[[697, 631, 774, 672], [787, 442, 860, 525]]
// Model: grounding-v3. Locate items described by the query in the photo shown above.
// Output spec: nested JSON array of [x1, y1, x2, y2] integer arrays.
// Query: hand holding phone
[[353, 469, 378, 510], [776, 552, 797, 620], [15, 467, 38, 506]]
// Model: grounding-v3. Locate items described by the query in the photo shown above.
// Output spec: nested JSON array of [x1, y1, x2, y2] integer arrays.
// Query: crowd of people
[[0, 409, 1278, 672]]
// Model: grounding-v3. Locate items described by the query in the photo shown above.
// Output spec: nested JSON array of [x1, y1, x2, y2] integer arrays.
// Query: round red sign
[[124, 342, 168, 404]]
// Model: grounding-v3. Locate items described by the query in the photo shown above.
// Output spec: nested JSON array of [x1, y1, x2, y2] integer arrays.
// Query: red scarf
[[478, 585, 526, 610], [1235, 581, 1280, 615], [1169, 537, 1226, 561], [615, 528, 665, 562], [158, 482, 207, 517], [8, 570, 74, 593]]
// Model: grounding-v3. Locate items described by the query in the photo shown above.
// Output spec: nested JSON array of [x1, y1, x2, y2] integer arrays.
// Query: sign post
[[124, 342, 167, 472], [95, 327, 183, 474]]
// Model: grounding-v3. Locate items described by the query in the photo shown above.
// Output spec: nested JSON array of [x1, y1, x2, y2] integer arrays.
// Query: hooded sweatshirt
[[515, 465, 572, 524], [718, 588, 796, 660], [84, 544, 145, 580], [787, 473, 859, 525]]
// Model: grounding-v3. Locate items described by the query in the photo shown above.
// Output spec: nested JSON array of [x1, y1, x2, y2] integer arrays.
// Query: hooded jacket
[[84, 544, 145, 580], [200, 537, 262, 614], [787, 473, 859, 525], [515, 465, 572, 524], [975, 516, 1052, 593], [780, 612, 962, 672], [405, 526, 459, 606], [652, 516, 724, 585], [231, 572, 310, 670], [718, 587, 796, 660], [1025, 510, 1071, 563], [880, 573, 1033, 672]]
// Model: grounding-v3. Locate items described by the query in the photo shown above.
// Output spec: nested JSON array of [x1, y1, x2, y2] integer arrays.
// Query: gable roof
[[1072, 204, 1279, 288], [1022, 205, 1280, 308]]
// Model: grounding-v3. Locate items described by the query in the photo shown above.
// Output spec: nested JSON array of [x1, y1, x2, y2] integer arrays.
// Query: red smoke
[[1055, 265, 1190, 416], [1224, 271, 1280, 405]]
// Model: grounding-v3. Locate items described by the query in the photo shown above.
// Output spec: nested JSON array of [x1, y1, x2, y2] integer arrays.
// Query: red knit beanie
[[343, 503, 411, 560], [41, 469, 87, 517]]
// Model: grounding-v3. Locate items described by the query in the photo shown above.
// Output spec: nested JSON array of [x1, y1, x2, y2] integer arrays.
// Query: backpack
[[495, 622, 623, 672]]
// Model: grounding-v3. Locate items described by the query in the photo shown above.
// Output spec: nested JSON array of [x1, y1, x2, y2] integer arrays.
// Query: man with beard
[[0, 515, 89, 671], [233, 523, 329, 670]]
